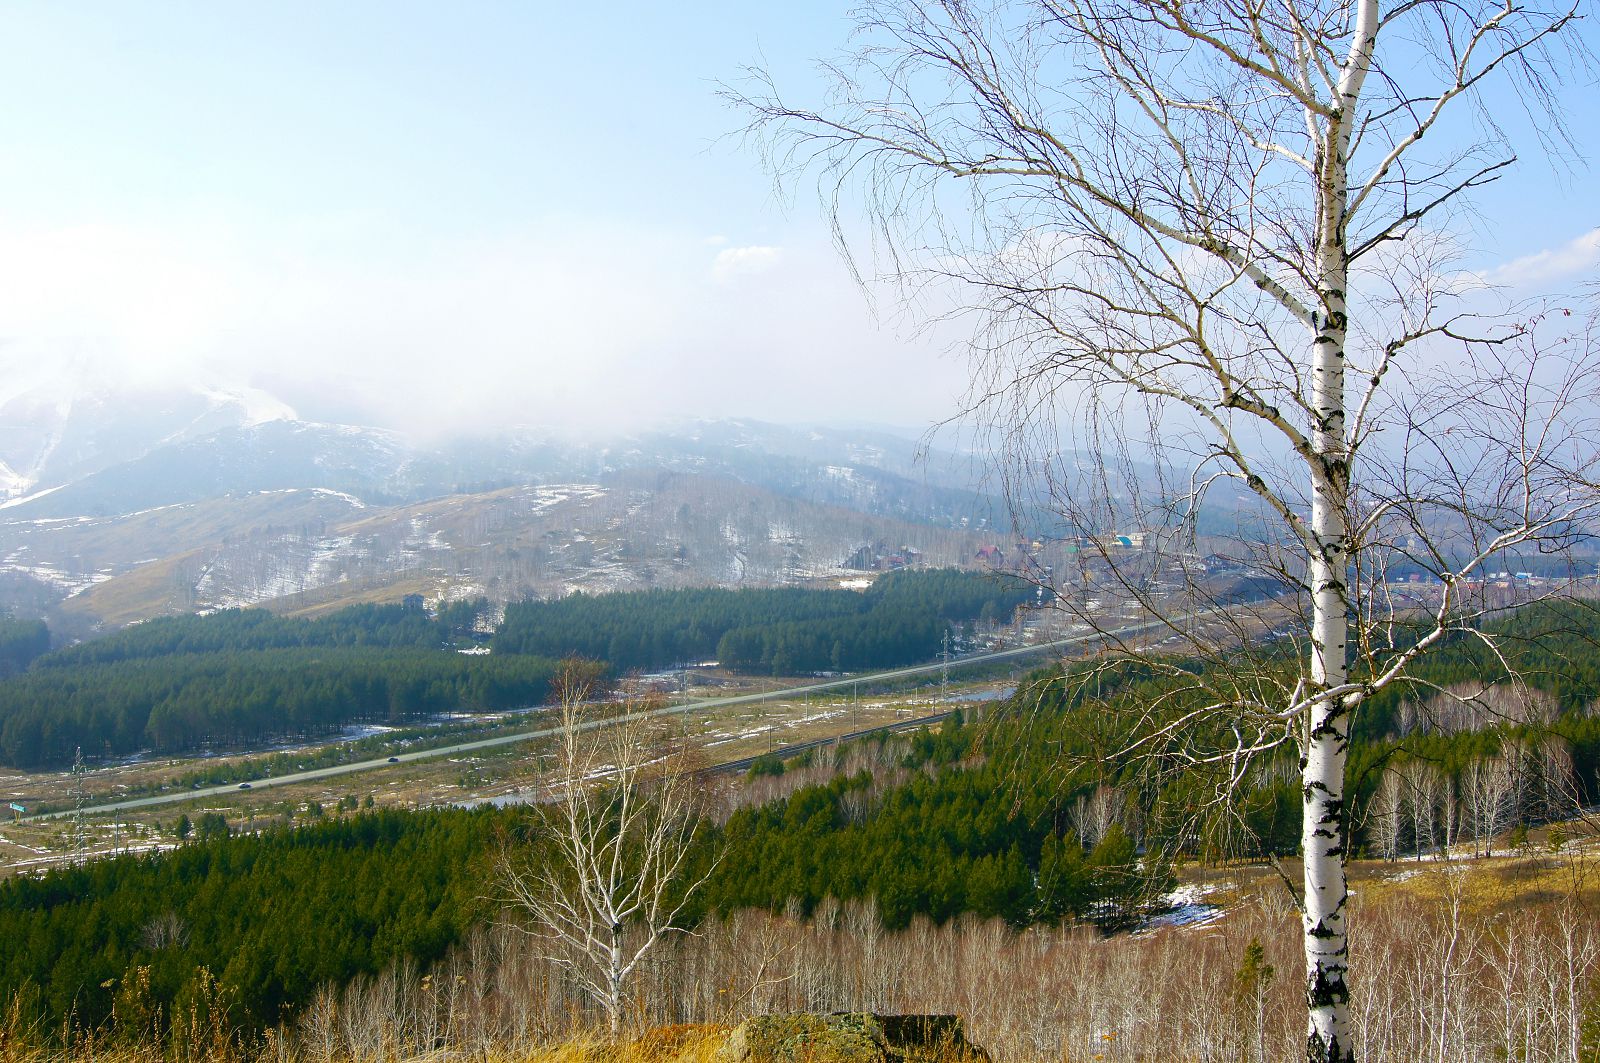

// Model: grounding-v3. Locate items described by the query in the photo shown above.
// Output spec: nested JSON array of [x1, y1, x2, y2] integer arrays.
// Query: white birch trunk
[[608, 922, 624, 1035], [1302, 276, 1354, 1063], [1302, 6, 1373, 1055]]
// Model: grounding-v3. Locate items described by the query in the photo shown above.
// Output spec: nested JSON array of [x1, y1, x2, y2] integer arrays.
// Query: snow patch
[[0, 558, 116, 596], [0, 483, 67, 512], [196, 383, 296, 426], [311, 488, 367, 508], [1143, 884, 1225, 931], [525, 484, 607, 514]]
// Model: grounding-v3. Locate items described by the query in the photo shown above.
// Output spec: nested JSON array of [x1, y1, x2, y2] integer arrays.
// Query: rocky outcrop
[[711, 1014, 988, 1063]]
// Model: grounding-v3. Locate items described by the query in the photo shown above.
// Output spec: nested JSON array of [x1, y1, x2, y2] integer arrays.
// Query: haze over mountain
[[0, 373, 1007, 640], [0, 367, 295, 500]]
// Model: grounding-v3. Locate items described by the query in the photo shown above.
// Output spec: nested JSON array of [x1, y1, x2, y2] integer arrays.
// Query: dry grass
[[0, 1016, 735, 1063], [1352, 840, 1600, 919]]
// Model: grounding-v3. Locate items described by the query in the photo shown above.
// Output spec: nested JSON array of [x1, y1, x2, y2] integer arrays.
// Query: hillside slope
[[43, 471, 985, 634]]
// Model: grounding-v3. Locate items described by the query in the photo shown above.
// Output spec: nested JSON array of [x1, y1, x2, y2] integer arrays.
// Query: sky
[[0, 2, 1595, 440]]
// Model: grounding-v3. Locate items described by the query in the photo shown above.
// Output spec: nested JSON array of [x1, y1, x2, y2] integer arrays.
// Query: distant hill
[[0, 374, 293, 500], [26, 471, 985, 637], [0, 420, 411, 519], [0, 402, 995, 526], [0, 379, 1015, 639]]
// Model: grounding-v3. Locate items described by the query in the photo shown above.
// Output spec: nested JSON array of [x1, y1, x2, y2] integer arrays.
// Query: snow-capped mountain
[[0, 369, 294, 500]]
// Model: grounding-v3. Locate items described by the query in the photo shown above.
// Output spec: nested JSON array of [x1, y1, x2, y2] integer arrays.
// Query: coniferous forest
[[0, 601, 559, 765], [0, 647, 563, 767], [0, 616, 50, 678], [493, 569, 1035, 673], [0, 571, 1033, 767]]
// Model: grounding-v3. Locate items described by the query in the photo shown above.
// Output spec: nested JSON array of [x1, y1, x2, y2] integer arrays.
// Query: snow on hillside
[[0, 372, 298, 501]]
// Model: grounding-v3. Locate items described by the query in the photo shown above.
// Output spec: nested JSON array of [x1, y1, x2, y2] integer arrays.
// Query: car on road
[[238, 783, 252, 789], [387, 756, 399, 763]]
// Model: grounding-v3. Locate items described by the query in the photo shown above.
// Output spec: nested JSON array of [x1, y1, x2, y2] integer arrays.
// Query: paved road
[[24, 610, 1207, 823]]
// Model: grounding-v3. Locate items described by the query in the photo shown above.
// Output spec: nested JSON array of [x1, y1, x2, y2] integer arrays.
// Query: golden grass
[[0, 1019, 741, 1063], [1348, 845, 1600, 920]]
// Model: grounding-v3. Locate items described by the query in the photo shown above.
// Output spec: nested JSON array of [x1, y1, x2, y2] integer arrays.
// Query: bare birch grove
[[291, 866, 1600, 1063], [729, 0, 1598, 1057], [497, 664, 713, 1036]]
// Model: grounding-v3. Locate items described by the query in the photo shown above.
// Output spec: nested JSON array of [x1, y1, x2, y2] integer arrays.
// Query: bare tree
[[1366, 766, 1403, 862], [1462, 755, 1515, 857], [498, 662, 713, 1036], [1399, 758, 1445, 858], [731, 1, 1597, 1057], [1067, 782, 1124, 847]]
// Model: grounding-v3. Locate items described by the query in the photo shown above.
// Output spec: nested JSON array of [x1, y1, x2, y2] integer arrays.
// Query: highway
[[23, 610, 1203, 823]]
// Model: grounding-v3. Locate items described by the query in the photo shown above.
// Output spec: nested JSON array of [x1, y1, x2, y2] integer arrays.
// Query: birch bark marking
[[1303, 4, 1374, 1058], [608, 920, 625, 1036]]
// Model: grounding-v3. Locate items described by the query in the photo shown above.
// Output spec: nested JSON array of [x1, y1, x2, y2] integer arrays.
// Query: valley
[[2, 376, 1598, 1063], [0, 597, 1202, 875]]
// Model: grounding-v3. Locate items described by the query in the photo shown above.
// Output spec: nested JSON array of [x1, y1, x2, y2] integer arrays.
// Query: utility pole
[[941, 630, 951, 703], [70, 747, 86, 865]]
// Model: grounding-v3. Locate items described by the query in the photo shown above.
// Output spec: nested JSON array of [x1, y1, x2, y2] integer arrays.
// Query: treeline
[[496, 569, 1033, 674], [33, 601, 489, 671], [0, 616, 49, 677], [714, 611, 944, 673], [0, 648, 559, 767], [495, 586, 859, 668]]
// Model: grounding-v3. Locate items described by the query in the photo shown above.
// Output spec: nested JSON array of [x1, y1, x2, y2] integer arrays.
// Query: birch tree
[[498, 663, 711, 1036], [1366, 765, 1403, 861], [732, 1, 1597, 1058], [1462, 754, 1514, 856]]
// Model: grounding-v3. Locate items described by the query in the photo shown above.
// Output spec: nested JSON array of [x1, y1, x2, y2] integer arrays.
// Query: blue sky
[[0, 3, 1594, 437], [0, 4, 810, 239]]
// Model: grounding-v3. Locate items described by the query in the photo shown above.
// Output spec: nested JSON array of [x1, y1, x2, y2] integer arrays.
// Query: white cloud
[[0, 222, 246, 385], [711, 245, 782, 282], [1483, 227, 1600, 290], [0, 218, 970, 440]]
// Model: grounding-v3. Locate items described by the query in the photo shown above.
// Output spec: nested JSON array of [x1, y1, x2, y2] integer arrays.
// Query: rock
[[711, 1013, 988, 1063]]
